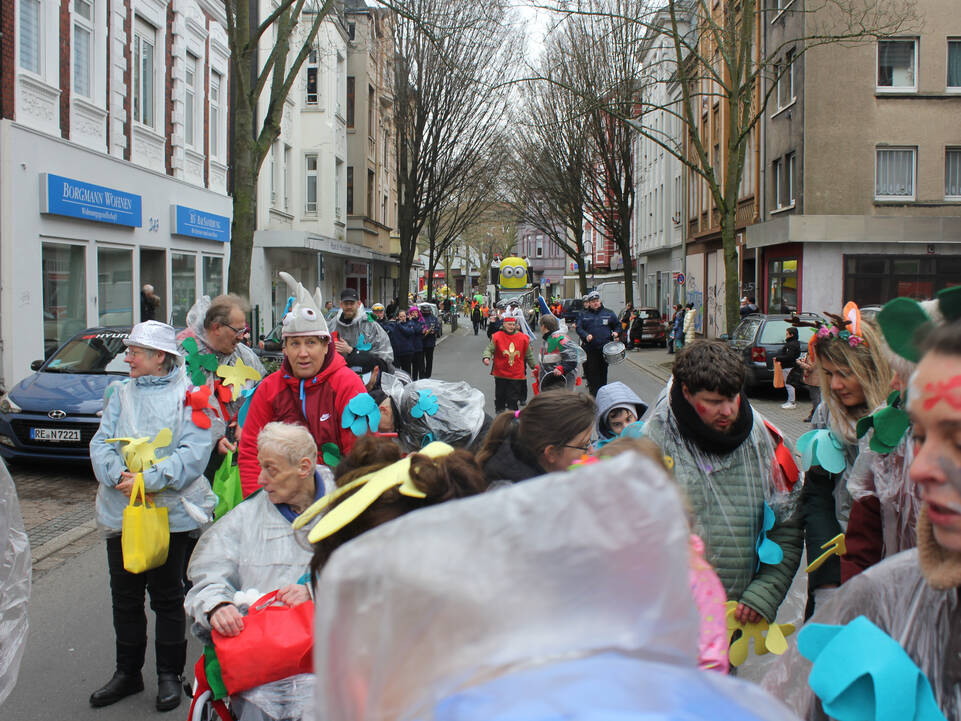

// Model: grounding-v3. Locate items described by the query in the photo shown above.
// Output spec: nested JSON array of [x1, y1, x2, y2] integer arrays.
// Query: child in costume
[[482, 310, 536, 413]]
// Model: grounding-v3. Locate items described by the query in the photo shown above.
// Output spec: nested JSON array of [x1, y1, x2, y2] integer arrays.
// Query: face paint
[[938, 456, 961, 504], [695, 402, 708, 416], [923, 375, 961, 411]]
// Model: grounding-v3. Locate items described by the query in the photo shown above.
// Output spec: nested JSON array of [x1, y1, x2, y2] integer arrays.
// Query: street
[[4, 321, 813, 716]]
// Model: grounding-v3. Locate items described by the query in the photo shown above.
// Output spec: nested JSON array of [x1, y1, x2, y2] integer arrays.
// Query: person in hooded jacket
[[420, 305, 442, 378], [408, 306, 426, 380], [237, 273, 371, 497], [595, 381, 649, 443], [329, 288, 394, 376], [476, 391, 596, 484]]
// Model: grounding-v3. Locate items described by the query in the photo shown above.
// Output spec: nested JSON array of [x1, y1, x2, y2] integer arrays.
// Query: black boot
[[155, 640, 187, 711], [156, 673, 182, 711], [89, 671, 144, 707]]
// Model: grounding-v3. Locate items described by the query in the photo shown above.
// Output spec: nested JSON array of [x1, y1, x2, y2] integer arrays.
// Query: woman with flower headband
[[799, 302, 893, 613]]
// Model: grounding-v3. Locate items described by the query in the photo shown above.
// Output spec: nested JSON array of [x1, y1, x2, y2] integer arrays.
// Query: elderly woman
[[88, 320, 215, 712], [238, 273, 370, 496], [186, 422, 333, 720]]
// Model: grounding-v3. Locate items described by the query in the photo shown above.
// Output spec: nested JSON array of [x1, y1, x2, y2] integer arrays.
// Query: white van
[[595, 281, 639, 315]]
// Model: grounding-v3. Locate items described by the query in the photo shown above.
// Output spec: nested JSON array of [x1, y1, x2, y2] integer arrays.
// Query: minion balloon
[[498, 256, 530, 291]]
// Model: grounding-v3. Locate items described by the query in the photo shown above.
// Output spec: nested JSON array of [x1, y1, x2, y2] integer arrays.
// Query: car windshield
[[733, 319, 761, 342], [44, 331, 130, 374]]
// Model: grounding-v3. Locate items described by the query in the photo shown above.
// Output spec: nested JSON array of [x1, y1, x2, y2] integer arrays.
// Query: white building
[[0, 0, 232, 387], [631, 10, 687, 317]]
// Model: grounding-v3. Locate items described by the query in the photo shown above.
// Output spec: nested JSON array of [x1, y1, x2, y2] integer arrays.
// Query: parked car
[[627, 307, 668, 348], [726, 313, 823, 389], [560, 298, 585, 323], [0, 327, 132, 463]]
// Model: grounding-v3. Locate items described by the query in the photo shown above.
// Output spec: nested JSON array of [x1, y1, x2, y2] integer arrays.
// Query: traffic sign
[[676, 273, 685, 286]]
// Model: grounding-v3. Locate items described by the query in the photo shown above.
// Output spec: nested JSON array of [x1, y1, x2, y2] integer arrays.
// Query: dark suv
[[627, 307, 667, 348], [727, 313, 822, 389], [561, 298, 585, 323]]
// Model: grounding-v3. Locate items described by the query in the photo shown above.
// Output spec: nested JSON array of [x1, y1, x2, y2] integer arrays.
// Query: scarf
[[917, 505, 961, 590], [669, 380, 754, 455]]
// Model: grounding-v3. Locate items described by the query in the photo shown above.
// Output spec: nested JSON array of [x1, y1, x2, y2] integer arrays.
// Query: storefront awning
[[255, 230, 396, 264]]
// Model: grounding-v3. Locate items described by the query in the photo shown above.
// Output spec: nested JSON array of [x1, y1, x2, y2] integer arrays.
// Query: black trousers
[[106, 532, 190, 675], [395, 353, 412, 375], [411, 351, 424, 380], [422, 347, 435, 378], [583, 348, 608, 397], [494, 377, 526, 413], [472, 320, 480, 335]]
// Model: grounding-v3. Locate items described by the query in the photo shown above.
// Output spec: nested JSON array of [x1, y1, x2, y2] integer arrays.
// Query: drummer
[[482, 310, 536, 413], [575, 291, 620, 396]]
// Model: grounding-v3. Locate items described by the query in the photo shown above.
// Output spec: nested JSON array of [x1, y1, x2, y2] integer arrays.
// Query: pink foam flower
[[848, 335, 863, 348], [816, 326, 831, 339]]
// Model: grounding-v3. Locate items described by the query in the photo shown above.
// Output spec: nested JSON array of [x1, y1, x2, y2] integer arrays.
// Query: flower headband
[[292, 441, 455, 544], [795, 302, 867, 358]]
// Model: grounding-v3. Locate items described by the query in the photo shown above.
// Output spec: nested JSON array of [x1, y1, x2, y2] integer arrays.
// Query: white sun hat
[[123, 320, 183, 357]]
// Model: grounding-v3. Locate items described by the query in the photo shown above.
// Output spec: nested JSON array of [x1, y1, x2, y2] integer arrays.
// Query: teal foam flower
[[797, 428, 847, 474], [410, 390, 439, 419], [237, 383, 259, 427], [755, 502, 783, 570], [342, 393, 380, 436], [355, 333, 372, 351]]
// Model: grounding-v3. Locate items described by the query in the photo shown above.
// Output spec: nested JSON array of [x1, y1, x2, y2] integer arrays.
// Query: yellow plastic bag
[[122, 472, 170, 573]]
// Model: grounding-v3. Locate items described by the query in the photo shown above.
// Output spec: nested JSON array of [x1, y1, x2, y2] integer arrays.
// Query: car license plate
[[642, 333, 653, 338], [30, 427, 80, 442]]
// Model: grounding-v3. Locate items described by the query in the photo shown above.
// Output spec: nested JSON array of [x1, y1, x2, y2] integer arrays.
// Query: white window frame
[[284, 145, 291, 211], [305, 154, 318, 215], [772, 157, 783, 209], [945, 148, 961, 200], [184, 52, 198, 148], [133, 17, 156, 128], [72, 0, 94, 98], [947, 39, 961, 92], [876, 38, 918, 93], [875, 146, 917, 201], [210, 70, 223, 160], [19, 0, 42, 75], [305, 46, 319, 105], [771, 0, 795, 23], [535, 235, 544, 257]]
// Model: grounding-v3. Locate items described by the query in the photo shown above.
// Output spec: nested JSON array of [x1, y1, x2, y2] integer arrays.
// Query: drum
[[602, 341, 627, 365]]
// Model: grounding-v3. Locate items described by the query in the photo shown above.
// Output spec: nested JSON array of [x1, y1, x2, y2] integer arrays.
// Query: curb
[[624, 353, 673, 384], [32, 519, 97, 563]]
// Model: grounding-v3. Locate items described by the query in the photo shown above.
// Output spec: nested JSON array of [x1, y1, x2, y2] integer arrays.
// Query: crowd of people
[[27, 269, 956, 720]]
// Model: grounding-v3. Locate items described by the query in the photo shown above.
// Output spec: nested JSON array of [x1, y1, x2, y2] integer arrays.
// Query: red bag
[[212, 590, 314, 695]]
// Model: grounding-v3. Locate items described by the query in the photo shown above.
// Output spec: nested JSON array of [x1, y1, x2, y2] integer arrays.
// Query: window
[[133, 18, 156, 127], [203, 256, 223, 298], [877, 39, 916, 91], [270, 141, 278, 205], [171, 253, 197, 327], [305, 154, 318, 214], [284, 145, 291, 210], [347, 22, 355, 41], [876, 147, 915, 199], [42, 244, 87, 349], [766, 258, 798, 314], [347, 166, 354, 214], [777, 49, 795, 108], [773, 157, 782, 207], [97, 248, 133, 327], [335, 159, 344, 221], [306, 47, 318, 105], [367, 169, 374, 217], [785, 152, 795, 206], [774, 153, 796, 209], [73, 0, 93, 97], [845, 254, 961, 306], [19, 0, 41, 73], [346, 77, 355, 127], [948, 40, 961, 89], [535, 235, 544, 257], [210, 71, 222, 158], [368, 85, 374, 137], [184, 53, 197, 147], [946, 149, 961, 199]]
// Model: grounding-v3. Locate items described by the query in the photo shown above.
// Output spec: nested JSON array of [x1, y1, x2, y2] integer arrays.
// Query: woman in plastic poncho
[[89, 321, 215, 712], [763, 319, 961, 720]]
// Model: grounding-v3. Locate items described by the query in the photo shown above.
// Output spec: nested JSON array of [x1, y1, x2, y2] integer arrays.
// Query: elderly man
[[642, 340, 803, 626], [329, 288, 394, 376], [576, 290, 620, 396]]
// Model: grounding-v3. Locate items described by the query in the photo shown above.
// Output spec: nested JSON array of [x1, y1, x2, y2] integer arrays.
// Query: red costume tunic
[[491, 330, 530, 380]]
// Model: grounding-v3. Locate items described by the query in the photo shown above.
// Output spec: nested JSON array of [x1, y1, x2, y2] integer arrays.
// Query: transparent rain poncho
[[641, 382, 804, 624], [380, 373, 486, 452], [311, 453, 801, 721], [0, 459, 30, 706]]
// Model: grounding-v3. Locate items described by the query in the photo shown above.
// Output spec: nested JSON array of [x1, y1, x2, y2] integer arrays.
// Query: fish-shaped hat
[[279, 271, 331, 339]]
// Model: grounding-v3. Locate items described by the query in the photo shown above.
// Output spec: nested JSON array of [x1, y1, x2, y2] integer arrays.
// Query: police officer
[[575, 291, 620, 396]]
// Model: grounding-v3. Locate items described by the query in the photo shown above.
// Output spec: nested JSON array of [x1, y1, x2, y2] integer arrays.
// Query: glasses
[[223, 323, 247, 337], [563, 438, 597, 453], [124, 348, 149, 359]]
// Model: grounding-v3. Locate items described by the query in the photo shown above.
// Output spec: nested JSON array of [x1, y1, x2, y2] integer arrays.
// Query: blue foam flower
[[755, 502, 783, 569], [796, 428, 847, 474], [410, 390, 439, 419], [237, 383, 258, 427], [421, 432, 435, 448], [342, 393, 381, 436], [355, 333, 372, 351], [799, 616, 946, 721]]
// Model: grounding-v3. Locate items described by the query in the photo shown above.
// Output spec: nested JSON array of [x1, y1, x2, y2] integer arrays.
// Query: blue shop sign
[[171, 205, 230, 243], [39, 173, 142, 227]]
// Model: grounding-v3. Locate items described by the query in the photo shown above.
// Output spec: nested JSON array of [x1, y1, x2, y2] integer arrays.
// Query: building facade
[[516, 223, 567, 299], [0, 0, 232, 387], [747, 0, 961, 316]]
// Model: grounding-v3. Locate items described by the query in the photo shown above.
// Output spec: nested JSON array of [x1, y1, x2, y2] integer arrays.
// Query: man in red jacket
[[238, 272, 373, 496], [482, 311, 536, 413]]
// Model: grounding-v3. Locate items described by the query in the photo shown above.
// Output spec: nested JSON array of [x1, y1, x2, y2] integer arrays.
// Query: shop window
[[42, 244, 87, 353], [97, 247, 133, 327], [19, 0, 41, 74], [171, 253, 197, 327], [73, 0, 94, 98], [203, 256, 223, 297], [133, 17, 156, 127], [844, 254, 961, 306], [766, 257, 798, 314]]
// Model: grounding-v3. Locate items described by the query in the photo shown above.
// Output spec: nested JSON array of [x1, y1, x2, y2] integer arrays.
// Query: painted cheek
[[694, 402, 708, 416]]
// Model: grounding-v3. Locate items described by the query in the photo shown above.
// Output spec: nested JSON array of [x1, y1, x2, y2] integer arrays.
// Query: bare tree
[[224, 0, 336, 295], [461, 206, 519, 297], [392, 0, 519, 295]]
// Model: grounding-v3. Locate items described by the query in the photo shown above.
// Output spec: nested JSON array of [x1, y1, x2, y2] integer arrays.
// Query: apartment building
[[0, 0, 232, 387], [516, 223, 567, 299], [747, 0, 961, 315]]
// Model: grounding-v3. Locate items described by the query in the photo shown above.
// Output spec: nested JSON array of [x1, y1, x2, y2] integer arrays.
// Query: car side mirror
[[30, 360, 43, 371], [719, 333, 730, 341]]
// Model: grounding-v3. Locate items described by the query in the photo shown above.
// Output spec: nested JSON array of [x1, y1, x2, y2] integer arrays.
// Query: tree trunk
[[620, 260, 634, 308], [577, 263, 588, 296], [721, 207, 741, 336], [228, 102, 258, 297]]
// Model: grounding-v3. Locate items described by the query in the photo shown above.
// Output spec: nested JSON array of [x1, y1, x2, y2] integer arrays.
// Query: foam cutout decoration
[[216, 359, 262, 401], [181, 336, 219, 385], [237, 384, 258, 427], [724, 601, 795, 667], [212, 379, 233, 406], [856, 390, 911, 454], [184, 385, 216, 429], [410, 390, 439, 419], [321, 442, 341, 467], [293, 441, 455, 542], [877, 286, 961, 363], [354, 333, 372, 352], [342, 393, 381, 436], [797, 428, 847, 474], [806, 533, 847, 574], [755, 502, 784, 569], [105, 427, 173, 472], [798, 616, 946, 721]]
